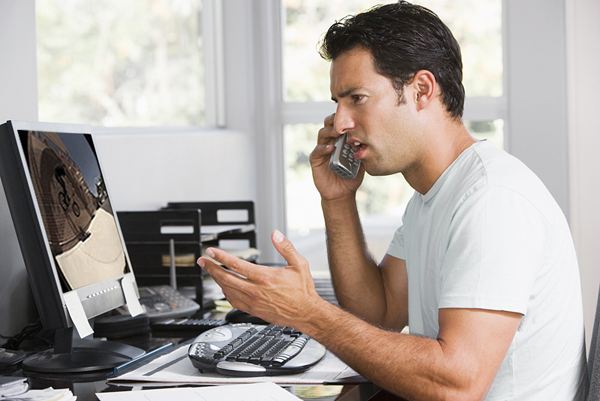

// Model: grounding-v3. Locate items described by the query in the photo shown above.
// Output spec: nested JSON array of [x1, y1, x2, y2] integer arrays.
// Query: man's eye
[[352, 95, 365, 102]]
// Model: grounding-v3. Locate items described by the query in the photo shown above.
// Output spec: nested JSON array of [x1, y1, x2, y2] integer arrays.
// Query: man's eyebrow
[[331, 87, 360, 103]]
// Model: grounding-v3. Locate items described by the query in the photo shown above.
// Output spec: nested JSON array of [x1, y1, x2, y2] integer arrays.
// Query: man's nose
[[334, 106, 355, 134]]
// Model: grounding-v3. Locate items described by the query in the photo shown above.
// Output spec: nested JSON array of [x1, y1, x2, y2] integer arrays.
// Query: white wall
[[0, 0, 39, 336], [0, 1, 38, 122], [221, 1, 287, 264], [92, 128, 257, 212], [506, 0, 569, 217], [566, 0, 600, 349]]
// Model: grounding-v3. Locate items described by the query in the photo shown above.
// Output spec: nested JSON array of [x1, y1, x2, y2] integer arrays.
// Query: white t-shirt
[[387, 141, 588, 400]]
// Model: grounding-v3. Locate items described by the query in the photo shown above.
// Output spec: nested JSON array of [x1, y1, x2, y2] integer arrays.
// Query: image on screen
[[19, 129, 127, 291]]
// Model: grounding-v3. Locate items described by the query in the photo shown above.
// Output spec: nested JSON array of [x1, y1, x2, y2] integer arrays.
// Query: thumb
[[309, 144, 334, 165], [271, 230, 307, 269]]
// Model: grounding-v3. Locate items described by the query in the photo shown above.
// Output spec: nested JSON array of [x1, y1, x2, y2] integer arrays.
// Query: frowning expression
[[330, 47, 424, 176]]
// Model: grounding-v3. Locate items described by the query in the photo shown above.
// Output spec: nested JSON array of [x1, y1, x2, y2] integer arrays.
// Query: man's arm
[[311, 114, 407, 329], [198, 237, 521, 401], [307, 302, 521, 401], [324, 195, 408, 330]]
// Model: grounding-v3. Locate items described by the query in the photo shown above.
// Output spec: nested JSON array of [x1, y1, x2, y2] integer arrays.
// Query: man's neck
[[404, 121, 476, 195]]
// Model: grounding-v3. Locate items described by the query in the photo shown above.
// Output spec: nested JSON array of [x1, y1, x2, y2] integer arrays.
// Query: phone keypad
[[339, 144, 360, 178], [329, 134, 361, 179]]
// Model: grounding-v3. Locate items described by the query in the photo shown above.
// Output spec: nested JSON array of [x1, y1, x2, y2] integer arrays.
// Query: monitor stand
[[21, 326, 145, 374]]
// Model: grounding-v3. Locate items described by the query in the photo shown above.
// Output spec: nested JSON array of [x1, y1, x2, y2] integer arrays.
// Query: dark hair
[[318, 1, 464, 120]]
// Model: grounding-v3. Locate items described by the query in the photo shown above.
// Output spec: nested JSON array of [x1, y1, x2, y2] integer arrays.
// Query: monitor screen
[[0, 121, 144, 373], [20, 128, 127, 291]]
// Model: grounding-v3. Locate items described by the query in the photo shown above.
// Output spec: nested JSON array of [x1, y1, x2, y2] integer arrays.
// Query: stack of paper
[[107, 344, 365, 386], [0, 376, 29, 398], [3, 387, 76, 401], [96, 382, 300, 401]]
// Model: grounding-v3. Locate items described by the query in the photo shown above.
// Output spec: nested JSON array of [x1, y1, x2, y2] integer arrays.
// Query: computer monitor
[[0, 120, 145, 373]]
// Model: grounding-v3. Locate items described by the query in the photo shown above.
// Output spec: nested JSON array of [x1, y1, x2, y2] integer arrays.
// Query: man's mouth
[[350, 140, 367, 159]]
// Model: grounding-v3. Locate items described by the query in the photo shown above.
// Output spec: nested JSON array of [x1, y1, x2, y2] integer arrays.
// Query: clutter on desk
[[117, 201, 260, 310], [202, 278, 227, 309], [149, 317, 227, 333], [165, 201, 260, 264], [0, 348, 26, 372], [106, 340, 365, 385], [117, 209, 204, 303], [94, 312, 151, 338], [2, 387, 75, 401], [96, 382, 302, 401], [0, 376, 29, 398]]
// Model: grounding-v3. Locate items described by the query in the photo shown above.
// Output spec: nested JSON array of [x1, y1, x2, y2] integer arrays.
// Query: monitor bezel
[[0, 120, 138, 331]]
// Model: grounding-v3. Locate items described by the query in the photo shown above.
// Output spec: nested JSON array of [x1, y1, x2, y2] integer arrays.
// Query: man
[[198, 2, 589, 399]]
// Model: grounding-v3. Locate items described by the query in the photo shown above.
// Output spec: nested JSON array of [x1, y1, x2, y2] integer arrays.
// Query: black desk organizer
[[117, 202, 258, 307], [117, 209, 204, 302], [165, 201, 258, 262]]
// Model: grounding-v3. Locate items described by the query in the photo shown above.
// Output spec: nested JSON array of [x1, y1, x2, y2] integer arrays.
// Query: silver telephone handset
[[329, 133, 361, 179]]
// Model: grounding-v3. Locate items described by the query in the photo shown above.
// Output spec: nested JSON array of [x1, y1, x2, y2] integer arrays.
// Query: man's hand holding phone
[[310, 113, 364, 201], [329, 133, 361, 179]]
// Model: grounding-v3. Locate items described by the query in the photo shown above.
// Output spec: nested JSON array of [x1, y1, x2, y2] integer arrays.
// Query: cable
[[0, 319, 51, 350]]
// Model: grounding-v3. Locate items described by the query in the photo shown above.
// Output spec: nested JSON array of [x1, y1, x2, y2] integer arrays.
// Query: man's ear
[[412, 70, 436, 111]]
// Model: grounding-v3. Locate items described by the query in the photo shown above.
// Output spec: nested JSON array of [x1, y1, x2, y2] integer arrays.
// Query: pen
[[107, 343, 173, 377]]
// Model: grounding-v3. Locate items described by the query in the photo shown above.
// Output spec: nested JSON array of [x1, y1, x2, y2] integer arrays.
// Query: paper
[[0, 376, 29, 397], [121, 274, 144, 317], [108, 344, 365, 386], [201, 224, 255, 235], [63, 291, 94, 338], [96, 382, 301, 401], [6, 387, 76, 401]]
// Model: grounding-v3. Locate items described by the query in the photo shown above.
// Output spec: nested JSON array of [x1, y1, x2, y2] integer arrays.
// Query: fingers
[[197, 254, 246, 287], [197, 253, 257, 307], [199, 248, 261, 282], [197, 235, 316, 327], [324, 113, 335, 127], [200, 232, 308, 278], [309, 143, 334, 167], [271, 230, 308, 270], [317, 113, 338, 145], [311, 114, 337, 166]]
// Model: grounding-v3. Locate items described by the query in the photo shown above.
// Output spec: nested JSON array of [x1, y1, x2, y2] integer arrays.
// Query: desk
[[19, 372, 382, 400], [7, 368, 384, 401], [3, 325, 391, 400]]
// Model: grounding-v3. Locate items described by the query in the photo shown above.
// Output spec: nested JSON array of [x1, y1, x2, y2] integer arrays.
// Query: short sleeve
[[386, 224, 406, 260]]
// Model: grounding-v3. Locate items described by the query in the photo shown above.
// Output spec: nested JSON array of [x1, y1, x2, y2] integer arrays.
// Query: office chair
[[588, 283, 600, 401]]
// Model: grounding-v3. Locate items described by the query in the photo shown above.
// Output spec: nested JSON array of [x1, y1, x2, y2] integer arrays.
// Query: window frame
[[244, 0, 569, 265], [276, 1, 509, 260], [35, 0, 225, 129]]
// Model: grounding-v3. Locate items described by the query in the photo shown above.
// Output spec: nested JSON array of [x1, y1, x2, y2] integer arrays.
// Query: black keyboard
[[187, 323, 326, 377], [151, 317, 227, 333]]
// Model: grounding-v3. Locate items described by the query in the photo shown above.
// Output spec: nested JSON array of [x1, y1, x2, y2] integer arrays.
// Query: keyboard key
[[187, 323, 326, 376]]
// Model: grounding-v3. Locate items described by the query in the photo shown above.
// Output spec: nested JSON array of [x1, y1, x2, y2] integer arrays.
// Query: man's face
[[330, 47, 423, 176]]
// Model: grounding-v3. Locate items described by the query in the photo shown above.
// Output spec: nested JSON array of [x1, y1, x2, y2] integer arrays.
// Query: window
[[36, 0, 206, 127], [284, 0, 503, 102], [282, 0, 505, 273]]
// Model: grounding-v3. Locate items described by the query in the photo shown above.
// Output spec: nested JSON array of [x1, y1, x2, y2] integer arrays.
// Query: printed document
[[96, 382, 301, 401], [108, 345, 365, 386]]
